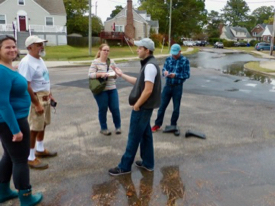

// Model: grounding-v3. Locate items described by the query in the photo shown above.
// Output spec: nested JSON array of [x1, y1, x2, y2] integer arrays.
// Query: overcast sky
[[94, 0, 275, 23]]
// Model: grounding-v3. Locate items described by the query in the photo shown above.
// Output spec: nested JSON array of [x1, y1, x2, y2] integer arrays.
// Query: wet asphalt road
[[2, 49, 275, 206]]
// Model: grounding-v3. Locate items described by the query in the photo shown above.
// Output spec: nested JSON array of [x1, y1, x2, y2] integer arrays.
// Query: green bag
[[89, 78, 107, 95], [89, 58, 111, 95]]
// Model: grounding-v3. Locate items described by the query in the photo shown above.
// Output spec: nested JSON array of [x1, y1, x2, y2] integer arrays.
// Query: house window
[[0, 15, 5, 24], [253, 32, 257, 36], [46, 17, 53, 26], [115, 25, 124, 32], [18, 0, 25, 5]]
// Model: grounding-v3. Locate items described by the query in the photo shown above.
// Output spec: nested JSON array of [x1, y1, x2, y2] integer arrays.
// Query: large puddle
[[188, 51, 275, 84]]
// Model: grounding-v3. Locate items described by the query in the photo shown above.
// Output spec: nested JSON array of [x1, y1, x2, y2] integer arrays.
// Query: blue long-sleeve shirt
[[0, 65, 31, 134], [162, 54, 190, 85]]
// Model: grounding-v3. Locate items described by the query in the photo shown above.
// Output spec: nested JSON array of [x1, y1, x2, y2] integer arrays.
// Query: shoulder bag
[[89, 58, 110, 95]]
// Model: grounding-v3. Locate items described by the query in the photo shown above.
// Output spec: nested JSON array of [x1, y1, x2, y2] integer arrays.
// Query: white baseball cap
[[134, 38, 155, 51], [25, 35, 48, 48]]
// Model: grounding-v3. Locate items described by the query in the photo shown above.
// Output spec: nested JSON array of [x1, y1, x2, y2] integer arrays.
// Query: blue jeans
[[93, 89, 121, 130], [155, 84, 183, 126], [119, 108, 154, 172]]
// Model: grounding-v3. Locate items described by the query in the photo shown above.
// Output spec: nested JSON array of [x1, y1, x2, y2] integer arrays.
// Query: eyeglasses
[[102, 49, 110, 52], [34, 43, 43, 47]]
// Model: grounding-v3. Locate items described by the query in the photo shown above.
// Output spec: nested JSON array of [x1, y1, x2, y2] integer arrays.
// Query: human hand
[[133, 104, 140, 111], [111, 66, 123, 77], [167, 73, 176, 78], [164, 71, 169, 77], [35, 103, 44, 115], [12, 132, 23, 142], [101, 73, 109, 79]]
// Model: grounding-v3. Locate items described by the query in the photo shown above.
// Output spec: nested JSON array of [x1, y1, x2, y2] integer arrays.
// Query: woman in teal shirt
[[0, 35, 42, 206]]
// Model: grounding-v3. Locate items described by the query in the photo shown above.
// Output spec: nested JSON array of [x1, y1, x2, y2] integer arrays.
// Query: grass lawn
[[41, 45, 196, 61], [244, 62, 275, 73], [226, 46, 254, 52]]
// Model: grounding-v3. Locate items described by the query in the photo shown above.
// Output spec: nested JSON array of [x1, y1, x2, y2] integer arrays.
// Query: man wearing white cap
[[151, 43, 190, 133], [18, 35, 57, 170], [109, 38, 162, 175]]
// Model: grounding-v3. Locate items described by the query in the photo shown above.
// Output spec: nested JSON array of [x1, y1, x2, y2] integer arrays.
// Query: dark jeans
[[119, 109, 154, 171], [155, 84, 183, 126], [93, 89, 121, 130], [0, 117, 31, 190]]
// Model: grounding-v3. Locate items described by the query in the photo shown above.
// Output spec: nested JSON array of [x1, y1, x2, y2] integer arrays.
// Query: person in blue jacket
[[0, 35, 42, 206]]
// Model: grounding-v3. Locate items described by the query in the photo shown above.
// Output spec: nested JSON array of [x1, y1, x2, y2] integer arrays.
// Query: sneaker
[[100, 130, 111, 136], [135, 160, 154, 172], [115, 128, 121, 135], [108, 167, 131, 176], [151, 125, 160, 132], [28, 158, 49, 170], [35, 149, 57, 158]]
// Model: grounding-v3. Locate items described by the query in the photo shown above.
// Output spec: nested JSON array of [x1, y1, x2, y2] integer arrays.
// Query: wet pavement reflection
[[91, 166, 185, 206], [188, 52, 275, 83]]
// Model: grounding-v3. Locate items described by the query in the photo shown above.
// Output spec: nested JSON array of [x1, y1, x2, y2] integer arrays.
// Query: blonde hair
[[95, 43, 109, 58]]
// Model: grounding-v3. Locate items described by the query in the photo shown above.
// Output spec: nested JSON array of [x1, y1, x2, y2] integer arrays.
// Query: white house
[[220, 26, 252, 42], [261, 25, 273, 42], [0, 0, 67, 49], [101, 0, 158, 44]]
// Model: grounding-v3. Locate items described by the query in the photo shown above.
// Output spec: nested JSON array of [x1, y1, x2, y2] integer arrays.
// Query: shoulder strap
[[106, 58, 110, 72]]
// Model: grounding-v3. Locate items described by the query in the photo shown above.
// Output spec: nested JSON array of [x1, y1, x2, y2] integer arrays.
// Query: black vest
[[128, 55, 161, 109]]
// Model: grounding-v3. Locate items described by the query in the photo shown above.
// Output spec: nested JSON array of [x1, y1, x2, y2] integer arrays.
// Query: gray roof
[[265, 24, 273, 34], [34, 0, 66, 15], [223, 26, 235, 40], [0, 0, 66, 15], [231, 26, 252, 38]]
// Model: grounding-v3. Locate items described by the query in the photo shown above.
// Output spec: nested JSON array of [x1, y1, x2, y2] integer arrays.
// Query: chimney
[[125, 0, 135, 39]]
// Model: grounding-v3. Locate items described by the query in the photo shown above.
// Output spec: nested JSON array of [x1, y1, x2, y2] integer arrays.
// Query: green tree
[[206, 10, 223, 38], [64, 0, 89, 36], [252, 6, 274, 24], [110, 5, 123, 18], [92, 16, 104, 36], [138, 0, 207, 38], [64, 0, 103, 36], [264, 17, 273, 25], [221, 0, 250, 26]]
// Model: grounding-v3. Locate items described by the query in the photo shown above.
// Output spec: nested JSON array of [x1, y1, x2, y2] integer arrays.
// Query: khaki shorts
[[28, 91, 51, 131]]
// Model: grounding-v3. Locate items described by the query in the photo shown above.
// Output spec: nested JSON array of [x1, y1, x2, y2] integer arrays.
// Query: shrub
[[223, 40, 235, 47], [150, 33, 164, 48], [249, 40, 260, 47]]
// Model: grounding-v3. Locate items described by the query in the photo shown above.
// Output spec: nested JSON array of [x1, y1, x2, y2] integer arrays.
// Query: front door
[[19, 16, 26, 31]]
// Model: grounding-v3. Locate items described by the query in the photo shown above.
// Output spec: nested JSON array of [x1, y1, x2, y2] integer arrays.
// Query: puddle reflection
[[160, 166, 185, 206], [92, 166, 185, 205], [187, 52, 275, 84], [92, 179, 120, 205]]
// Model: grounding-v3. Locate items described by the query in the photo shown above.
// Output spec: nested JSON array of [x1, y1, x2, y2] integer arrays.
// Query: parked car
[[195, 40, 206, 46], [234, 42, 247, 47], [184, 41, 193, 47], [255, 42, 275, 51], [214, 42, 224, 49]]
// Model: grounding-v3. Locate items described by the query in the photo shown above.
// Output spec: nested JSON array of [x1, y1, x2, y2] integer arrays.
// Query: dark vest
[[128, 55, 161, 109]]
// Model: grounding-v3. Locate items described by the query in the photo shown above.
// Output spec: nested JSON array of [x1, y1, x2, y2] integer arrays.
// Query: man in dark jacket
[[109, 38, 161, 176], [151, 44, 190, 133]]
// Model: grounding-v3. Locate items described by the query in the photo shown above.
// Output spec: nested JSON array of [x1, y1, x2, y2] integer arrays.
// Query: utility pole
[[88, 0, 92, 56], [95, 1, 97, 16], [168, 0, 172, 52], [270, 11, 275, 56]]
